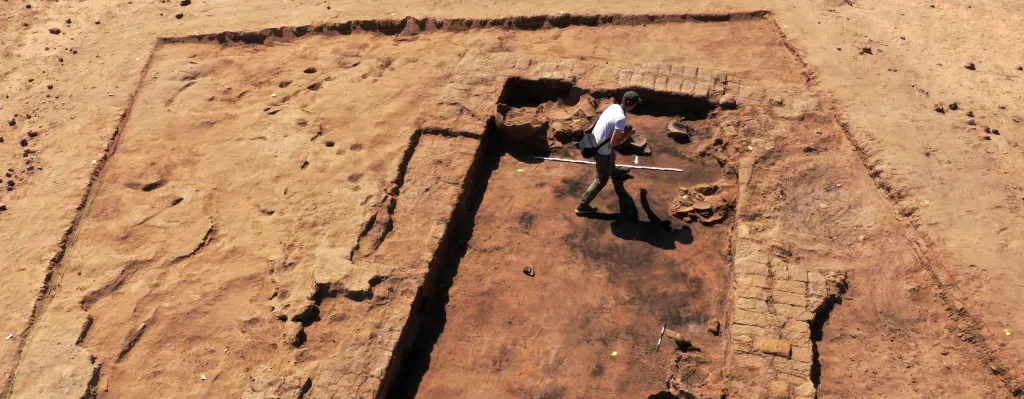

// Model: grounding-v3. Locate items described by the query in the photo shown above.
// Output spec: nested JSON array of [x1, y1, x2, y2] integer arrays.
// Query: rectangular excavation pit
[[8, 15, 825, 399], [398, 90, 737, 398]]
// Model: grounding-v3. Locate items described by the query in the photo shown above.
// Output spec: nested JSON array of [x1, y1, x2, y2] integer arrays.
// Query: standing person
[[576, 91, 641, 216]]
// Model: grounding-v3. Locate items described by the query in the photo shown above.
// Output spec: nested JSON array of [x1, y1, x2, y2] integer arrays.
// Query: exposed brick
[[770, 290, 806, 307], [733, 309, 781, 328], [693, 81, 711, 98], [794, 382, 816, 399], [731, 353, 769, 371], [654, 76, 668, 91], [666, 77, 684, 93], [731, 323, 765, 339], [735, 297, 769, 313], [735, 284, 770, 301], [641, 73, 656, 88], [756, 338, 792, 358], [769, 380, 790, 399], [617, 71, 632, 87], [791, 344, 813, 363], [629, 72, 643, 86], [773, 279, 807, 295], [774, 303, 813, 321], [737, 274, 772, 288]]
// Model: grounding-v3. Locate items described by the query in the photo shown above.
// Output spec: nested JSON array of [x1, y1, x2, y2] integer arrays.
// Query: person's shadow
[[584, 178, 693, 249]]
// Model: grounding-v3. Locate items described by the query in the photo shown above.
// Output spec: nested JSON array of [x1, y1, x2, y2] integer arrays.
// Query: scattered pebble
[[1018, 65, 1023, 71], [180, 0, 191, 5], [967, 111, 975, 117], [707, 320, 721, 336], [48, 27, 61, 35], [934, 104, 945, 114], [964, 62, 976, 70], [175, 13, 184, 19], [523, 266, 535, 277], [303, 67, 317, 74], [65, 18, 72, 24], [860, 47, 873, 55], [948, 103, 958, 111], [324, 141, 335, 147], [967, 119, 976, 126], [95, 20, 101, 25], [0, 202, 6, 212], [27, 131, 37, 137]]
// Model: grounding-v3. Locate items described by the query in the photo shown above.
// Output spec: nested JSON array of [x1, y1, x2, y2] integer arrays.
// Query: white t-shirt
[[591, 104, 626, 156]]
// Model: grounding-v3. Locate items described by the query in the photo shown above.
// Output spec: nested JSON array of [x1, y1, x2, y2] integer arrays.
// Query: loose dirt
[[2, 1, 1023, 399]]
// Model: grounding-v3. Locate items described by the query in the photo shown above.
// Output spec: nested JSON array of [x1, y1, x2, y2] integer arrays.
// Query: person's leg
[[580, 153, 612, 207]]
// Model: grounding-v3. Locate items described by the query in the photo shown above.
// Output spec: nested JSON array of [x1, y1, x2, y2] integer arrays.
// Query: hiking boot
[[575, 203, 598, 216]]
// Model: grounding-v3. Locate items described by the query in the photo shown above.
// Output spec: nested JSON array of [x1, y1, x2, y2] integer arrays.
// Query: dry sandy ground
[[2, 0, 1024, 398]]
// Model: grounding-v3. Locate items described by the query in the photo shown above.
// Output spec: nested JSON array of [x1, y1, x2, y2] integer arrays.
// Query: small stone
[[964, 62, 976, 70], [25, 4, 30, 8], [303, 67, 317, 74], [174, 13, 184, 19], [48, 27, 61, 34], [95, 20, 101, 24], [1018, 65, 1023, 71], [65, 18, 72, 24], [19, 139, 27, 147], [860, 47, 873, 55], [981, 134, 991, 141], [0, 202, 6, 211], [27, 131, 37, 137], [180, 0, 191, 5], [707, 320, 721, 336], [968, 119, 976, 126], [259, 207, 274, 215], [967, 111, 975, 117], [523, 266, 535, 277], [324, 141, 335, 147], [948, 103, 958, 110], [934, 104, 945, 114], [992, 129, 1000, 135], [7, 118, 14, 127]]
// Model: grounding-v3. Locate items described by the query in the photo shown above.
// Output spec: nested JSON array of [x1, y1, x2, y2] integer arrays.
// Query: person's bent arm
[[609, 127, 633, 148]]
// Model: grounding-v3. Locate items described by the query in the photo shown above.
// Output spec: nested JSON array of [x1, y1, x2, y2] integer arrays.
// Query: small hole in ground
[[141, 180, 165, 192]]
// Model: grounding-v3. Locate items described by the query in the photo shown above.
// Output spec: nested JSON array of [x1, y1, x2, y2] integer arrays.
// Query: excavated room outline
[[8, 9, 1022, 399]]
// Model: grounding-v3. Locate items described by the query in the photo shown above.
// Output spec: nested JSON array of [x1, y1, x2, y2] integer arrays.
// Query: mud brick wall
[[425, 51, 732, 134]]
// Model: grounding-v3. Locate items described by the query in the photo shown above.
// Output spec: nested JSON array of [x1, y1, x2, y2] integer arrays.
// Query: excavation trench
[[382, 79, 734, 398]]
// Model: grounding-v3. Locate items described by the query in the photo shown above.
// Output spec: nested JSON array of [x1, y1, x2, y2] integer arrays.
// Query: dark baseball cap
[[623, 91, 642, 106]]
